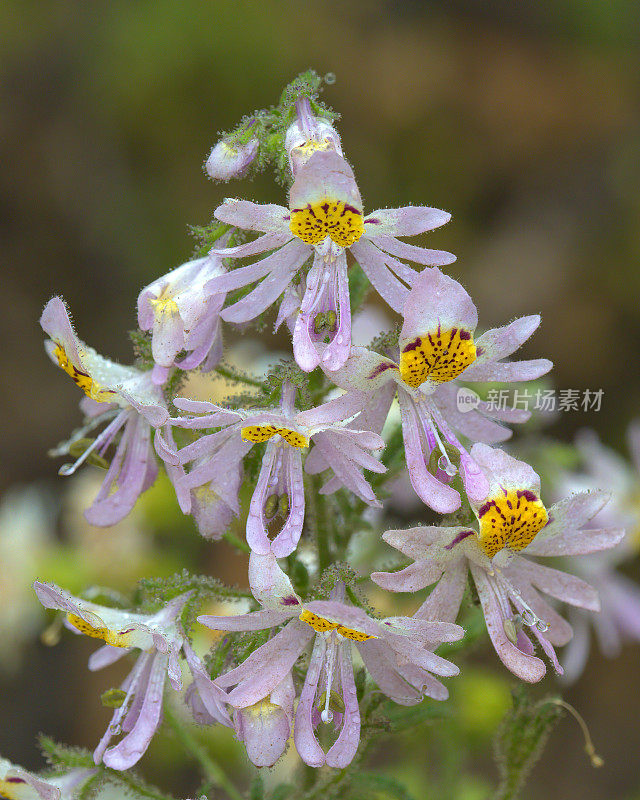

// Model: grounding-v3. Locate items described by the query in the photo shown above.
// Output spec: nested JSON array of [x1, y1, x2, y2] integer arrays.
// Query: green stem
[[308, 475, 331, 573], [223, 529, 251, 554], [164, 704, 243, 800], [214, 364, 265, 389]]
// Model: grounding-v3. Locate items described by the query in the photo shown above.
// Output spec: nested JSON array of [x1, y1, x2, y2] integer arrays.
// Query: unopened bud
[[205, 138, 259, 181]]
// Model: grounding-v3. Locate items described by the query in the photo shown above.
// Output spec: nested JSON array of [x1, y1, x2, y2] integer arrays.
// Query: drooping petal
[[414, 558, 469, 624], [350, 238, 411, 312], [248, 552, 302, 610], [101, 651, 168, 770], [293, 635, 327, 768], [470, 564, 546, 682], [325, 641, 360, 769], [524, 527, 625, 557], [510, 556, 600, 611]]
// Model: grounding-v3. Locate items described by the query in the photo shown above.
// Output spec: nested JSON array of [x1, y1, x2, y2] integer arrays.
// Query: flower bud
[[285, 98, 342, 176], [205, 137, 259, 181]]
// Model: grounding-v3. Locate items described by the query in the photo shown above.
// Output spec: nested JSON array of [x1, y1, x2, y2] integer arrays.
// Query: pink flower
[[327, 268, 552, 513], [166, 383, 385, 556], [33, 582, 224, 771], [199, 555, 462, 768], [372, 445, 624, 682], [204, 146, 454, 373], [40, 297, 171, 526]]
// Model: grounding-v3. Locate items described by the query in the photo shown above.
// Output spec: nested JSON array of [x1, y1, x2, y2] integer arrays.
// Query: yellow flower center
[[477, 490, 549, 558], [399, 327, 477, 389], [241, 425, 308, 448], [299, 609, 377, 642], [289, 199, 364, 246], [149, 287, 179, 319], [53, 344, 113, 402], [66, 613, 134, 648]]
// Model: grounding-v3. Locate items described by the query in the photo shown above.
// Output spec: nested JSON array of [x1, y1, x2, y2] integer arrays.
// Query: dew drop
[[324, 72, 336, 85]]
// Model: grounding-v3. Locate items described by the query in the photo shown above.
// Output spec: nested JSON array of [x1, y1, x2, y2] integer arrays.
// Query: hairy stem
[[214, 364, 266, 389], [164, 703, 243, 800], [307, 475, 332, 573]]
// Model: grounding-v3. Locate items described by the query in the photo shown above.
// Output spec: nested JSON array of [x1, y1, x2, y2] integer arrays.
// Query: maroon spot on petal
[[402, 337, 421, 353], [517, 490, 537, 502], [6, 778, 26, 784], [282, 595, 300, 606], [459, 330, 471, 340], [476, 346, 484, 356], [368, 362, 396, 379], [445, 530, 475, 550], [364, 217, 380, 224], [478, 500, 496, 518]]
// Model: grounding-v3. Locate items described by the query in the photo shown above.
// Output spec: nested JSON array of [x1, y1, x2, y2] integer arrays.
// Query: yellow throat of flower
[[289, 199, 364, 247], [53, 344, 112, 402], [241, 425, 308, 448], [299, 609, 377, 642], [66, 613, 134, 648], [399, 327, 477, 389], [477, 490, 549, 558], [149, 287, 179, 319]]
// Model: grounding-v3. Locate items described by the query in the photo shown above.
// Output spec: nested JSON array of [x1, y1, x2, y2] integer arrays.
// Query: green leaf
[[493, 688, 563, 800], [349, 772, 418, 800]]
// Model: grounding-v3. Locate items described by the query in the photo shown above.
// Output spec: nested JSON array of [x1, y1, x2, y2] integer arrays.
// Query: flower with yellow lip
[[199, 553, 463, 770], [40, 297, 173, 527], [204, 98, 455, 374], [373, 444, 625, 684], [33, 581, 226, 772], [0, 757, 97, 800], [164, 381, 386, 556], [326, 267, 552, 515]]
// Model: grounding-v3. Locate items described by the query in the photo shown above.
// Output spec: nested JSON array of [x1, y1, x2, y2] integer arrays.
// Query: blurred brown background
[[1, 1, 639, 798]]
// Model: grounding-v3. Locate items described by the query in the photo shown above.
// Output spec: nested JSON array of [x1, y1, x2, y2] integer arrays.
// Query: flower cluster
[[33, 74, 629, 781]]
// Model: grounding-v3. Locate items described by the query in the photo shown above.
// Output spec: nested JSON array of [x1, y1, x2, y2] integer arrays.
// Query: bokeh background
[[2, 2, 640, 799]]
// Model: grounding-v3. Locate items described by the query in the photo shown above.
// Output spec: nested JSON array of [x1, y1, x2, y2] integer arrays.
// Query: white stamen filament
[[321, 634, 337, 724], [497, 572, 549, 632], [58, 412, 126, 476], [427, 415, 457, 477]]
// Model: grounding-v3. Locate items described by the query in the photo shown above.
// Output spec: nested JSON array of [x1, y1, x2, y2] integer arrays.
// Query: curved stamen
[[58, 411, 127, 476], [320, 634, 337, 724]]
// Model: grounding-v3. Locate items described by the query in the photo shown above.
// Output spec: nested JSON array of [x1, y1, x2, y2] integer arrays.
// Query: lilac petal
[[198, 608, 293, 632], [311, 431, 381, 506], [85, 414, 154, 527], [289, 150, 362, 212], [102, 652, 168, 770], [525, 528, 625, 557], [297, 390, 372, 428], [382, 616, 463, 644], [432, 384, 512, 444], [248, 551, 301, 610], [236, 678, 294, 767], [326, 641, 360, 768], [381, 524, 469, 560], [397, 390, 460, 513], [88, 644, 131, 671], [382, 632, 459, 677], [505, 577, 573, 647], [221, 241, 310, 323], [40, 296, 84, 366], [210, 231, 292, 259], [372, 558, 444, 592], [214, 199, 290, 232], [350, 238, 410, 312], [246, 441, 282, 555], [399, 268, 478, 350], [470, 442, 541, 497], [271, 447, 306, 557], [511, 557, 600, 611], [357, 638, 423, 705], [0, 766, 62, 800], [150, 305, 185, 368], [224, 622, 312, 707], [206, 240, 301, 295], [363, 206, 451, 237], [470, 564, 546, 682], [462, 358, 553, 383], [414, 559, 468, 624], [182, 638, 230, 726], [293, 635, 327, 768], [538, 490, 611, 539], [371, 234, 456, 266], [471, 315, 541, 366]]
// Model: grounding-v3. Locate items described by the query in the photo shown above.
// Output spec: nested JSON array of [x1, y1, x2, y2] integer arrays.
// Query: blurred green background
[[1, 1, 640, 798]]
